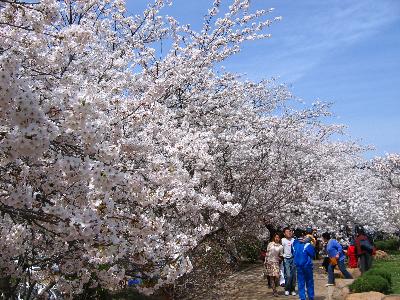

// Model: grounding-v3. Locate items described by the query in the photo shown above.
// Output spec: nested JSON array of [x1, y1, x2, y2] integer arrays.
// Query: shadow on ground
[[188, 260, 329, 300]]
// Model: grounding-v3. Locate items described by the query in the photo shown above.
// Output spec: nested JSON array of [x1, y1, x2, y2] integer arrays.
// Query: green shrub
[[349, 275, 391, 294], [375, 239, 400, 251], [365, 268, 392, 285]]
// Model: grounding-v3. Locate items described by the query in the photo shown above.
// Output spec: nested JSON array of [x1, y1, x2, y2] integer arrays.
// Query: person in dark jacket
[[293, 231, 315, 300], [355, 227, 373, 273]]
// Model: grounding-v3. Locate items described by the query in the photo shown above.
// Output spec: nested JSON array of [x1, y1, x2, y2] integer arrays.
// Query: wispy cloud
[[227, 0, 400, 82], [281, 1, 398, 50]]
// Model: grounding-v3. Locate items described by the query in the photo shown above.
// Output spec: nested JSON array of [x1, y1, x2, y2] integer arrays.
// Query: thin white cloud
[[225, 0, 400, 82], [263, 0, 400, 81]]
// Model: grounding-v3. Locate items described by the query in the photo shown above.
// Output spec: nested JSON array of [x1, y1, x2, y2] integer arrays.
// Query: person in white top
[[281, 227, 297, 296], [264, 233, 284, 297]]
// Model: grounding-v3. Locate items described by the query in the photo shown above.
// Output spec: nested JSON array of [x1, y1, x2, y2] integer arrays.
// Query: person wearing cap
[[305, 227, 316, 247]]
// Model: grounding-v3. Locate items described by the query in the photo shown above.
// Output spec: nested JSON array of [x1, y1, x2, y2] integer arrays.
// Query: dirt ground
[[193, 261, 329, 300]]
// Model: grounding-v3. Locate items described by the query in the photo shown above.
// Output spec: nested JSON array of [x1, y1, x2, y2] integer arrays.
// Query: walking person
[[322, 232, 353, 286], [355, 227, 374, 274], [264, 233, 284, 297], [293, 230, 315, 300], [282, 227, 297, 296]]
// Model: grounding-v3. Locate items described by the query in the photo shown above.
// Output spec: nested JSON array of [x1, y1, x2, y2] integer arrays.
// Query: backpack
[[360, 239, 373, 254]]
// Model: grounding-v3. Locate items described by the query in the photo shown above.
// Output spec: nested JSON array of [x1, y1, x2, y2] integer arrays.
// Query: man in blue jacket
[[322, 232, 353, 285], [293, 231, 315, 300]]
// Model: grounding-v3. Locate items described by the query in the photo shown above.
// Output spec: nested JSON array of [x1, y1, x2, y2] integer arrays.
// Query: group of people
[[262, 226, 375, 300]]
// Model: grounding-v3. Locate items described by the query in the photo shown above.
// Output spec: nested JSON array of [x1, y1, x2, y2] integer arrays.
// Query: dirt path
[[195, 261, 328, 300]]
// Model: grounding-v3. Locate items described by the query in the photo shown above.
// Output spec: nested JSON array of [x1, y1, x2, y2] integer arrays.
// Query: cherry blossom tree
[[369, 154, 400, 232], [0, 0, 282, 297]]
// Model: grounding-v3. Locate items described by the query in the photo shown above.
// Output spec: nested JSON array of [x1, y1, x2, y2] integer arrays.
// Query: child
[[346, 240, 358, 269]]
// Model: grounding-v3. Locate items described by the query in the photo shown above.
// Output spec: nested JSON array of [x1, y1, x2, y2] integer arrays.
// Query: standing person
[[264, 233, 284, 297], [322, 232, 353, 286], [313, 229, 321, 260], [305, 227, 316, 247], [282, 227, 297, 296], [293, 230, 315, 300], [346, 240, 358, 269], [355, 227, 373, 274]]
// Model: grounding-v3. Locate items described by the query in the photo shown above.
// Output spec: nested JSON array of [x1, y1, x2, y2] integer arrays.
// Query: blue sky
[[126, 0, 400, 158]]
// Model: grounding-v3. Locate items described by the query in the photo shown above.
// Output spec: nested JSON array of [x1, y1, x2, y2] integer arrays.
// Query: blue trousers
[[284, 257, 297, 292], [328, 259, 353, 284], [297, 265, 314, 300]]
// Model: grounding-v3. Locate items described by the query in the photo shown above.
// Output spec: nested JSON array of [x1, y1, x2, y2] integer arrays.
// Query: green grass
[[373, 253, 400, 294]]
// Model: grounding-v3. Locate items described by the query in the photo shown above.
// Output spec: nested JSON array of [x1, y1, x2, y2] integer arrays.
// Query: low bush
[[349, 274, 391, 294], [375, 239, 400, 251], [365, 268, 392, 285]]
